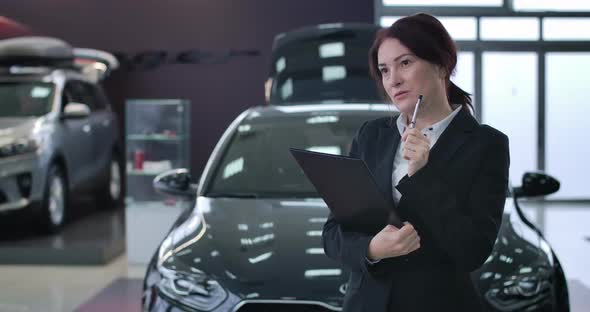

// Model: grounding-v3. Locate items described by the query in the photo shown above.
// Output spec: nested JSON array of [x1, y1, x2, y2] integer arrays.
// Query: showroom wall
[[2, 0, 373, 174]]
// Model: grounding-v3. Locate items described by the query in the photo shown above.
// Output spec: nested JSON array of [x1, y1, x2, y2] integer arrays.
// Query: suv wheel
[[39, 165, 67, 233], [97, 154, 123, 208]]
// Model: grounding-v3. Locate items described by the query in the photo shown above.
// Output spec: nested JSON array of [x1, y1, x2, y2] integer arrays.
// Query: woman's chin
[[393, 102, 414, 116]]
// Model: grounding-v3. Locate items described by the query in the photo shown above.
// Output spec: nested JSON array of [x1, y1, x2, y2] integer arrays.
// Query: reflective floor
[[520, 201, 590, 288]]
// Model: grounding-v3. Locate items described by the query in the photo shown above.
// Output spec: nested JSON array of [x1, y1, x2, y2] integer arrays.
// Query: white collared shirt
[[391, 105, 462, 204]]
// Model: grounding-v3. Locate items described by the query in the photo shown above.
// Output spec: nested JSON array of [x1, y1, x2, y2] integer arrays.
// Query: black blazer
[[322, 108, 510, 312]]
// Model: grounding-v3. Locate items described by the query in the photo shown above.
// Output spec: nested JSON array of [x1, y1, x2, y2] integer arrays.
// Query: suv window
[[63, 80, 106, 112], [92, 85, 109, 111], [0, 82, 54, 117]]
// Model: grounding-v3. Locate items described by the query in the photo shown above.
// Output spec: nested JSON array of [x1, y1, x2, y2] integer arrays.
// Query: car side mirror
[[513, 172, 560, 198], [153, 168, 197, 198], [63, 102, 91, 119]]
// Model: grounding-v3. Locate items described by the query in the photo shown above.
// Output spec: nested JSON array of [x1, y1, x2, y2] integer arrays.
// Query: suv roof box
[[0, 36, 119, 81], [0, 36, 74, 67]]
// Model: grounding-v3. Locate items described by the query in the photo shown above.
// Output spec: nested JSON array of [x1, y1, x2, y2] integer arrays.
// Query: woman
[[322, 13, 510, 312]]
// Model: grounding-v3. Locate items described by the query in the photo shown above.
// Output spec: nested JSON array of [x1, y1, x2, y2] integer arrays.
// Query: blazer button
[[404, 258, 409, 262]]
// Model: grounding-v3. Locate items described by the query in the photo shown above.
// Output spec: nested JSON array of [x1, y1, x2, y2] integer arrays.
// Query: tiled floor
[[0, 253, 145, 312], [76, 278, 143, 312]]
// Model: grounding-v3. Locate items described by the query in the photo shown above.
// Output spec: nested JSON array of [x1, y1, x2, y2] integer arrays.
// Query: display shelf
[[125, 99, 190, 202]]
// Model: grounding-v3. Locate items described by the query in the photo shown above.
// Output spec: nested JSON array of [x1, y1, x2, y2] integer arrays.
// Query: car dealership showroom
[[1, 0, 589, 311]]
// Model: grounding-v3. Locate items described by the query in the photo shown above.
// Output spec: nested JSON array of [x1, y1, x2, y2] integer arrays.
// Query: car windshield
[[0, 82, 54, 117], [206, 113, 387, 198], [269, 28, 382, 105]]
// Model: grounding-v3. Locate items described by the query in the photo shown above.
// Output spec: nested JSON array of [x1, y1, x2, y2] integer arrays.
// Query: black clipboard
[[290, 148, 403, 233]]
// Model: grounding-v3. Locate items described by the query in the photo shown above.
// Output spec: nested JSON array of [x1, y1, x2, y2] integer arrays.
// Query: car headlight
[[485, 267, 552, 311], [157, 267, 228, 311], [0, 138, 38, 158]]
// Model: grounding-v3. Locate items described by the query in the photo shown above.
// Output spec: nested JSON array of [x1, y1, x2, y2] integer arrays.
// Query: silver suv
[[0, 37, 122, 233]]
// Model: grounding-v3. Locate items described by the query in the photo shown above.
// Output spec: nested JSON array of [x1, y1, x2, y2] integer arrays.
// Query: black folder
[[290, 148, 403, 233]]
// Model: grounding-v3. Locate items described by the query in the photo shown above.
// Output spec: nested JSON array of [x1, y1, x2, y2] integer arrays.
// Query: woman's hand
[[402, 128, 430, 177], [367, 222, 421, 261]]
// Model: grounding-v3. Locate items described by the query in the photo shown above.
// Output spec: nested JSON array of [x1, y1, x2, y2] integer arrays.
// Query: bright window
[[452, 52, 475, 100], [543, 18, 590, 41], [480, 17, 540, 41], [380, 16, 476, 40], [482, 52, 538, 184], [514, 0, 590, 11], [545, 53, 590, 199], [383, 0, 502, 6]]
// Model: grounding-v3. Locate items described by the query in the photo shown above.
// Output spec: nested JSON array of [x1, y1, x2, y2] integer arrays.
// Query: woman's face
[[377, 38, 445, 115]]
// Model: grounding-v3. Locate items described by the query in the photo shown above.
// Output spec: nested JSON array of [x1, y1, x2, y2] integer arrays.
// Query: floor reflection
[[520, 201, 590, 288]]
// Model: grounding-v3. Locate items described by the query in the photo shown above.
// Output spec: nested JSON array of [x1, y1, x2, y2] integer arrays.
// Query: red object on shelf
[[163, 130, 176, 137], [133, 149, 144, 170]]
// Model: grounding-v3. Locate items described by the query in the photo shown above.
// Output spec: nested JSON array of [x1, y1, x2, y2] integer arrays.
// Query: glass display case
[[125, 99, 190, 202]]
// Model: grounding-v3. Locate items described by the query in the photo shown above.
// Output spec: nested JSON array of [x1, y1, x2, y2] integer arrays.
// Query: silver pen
[[409, 95, 423, 129]]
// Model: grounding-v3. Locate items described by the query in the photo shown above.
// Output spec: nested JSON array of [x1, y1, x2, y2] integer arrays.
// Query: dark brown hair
[[368, 13, 473, 111]]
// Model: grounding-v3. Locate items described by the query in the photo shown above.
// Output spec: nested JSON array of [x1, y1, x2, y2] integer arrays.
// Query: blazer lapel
[[371, 109, 478, 207], [375, 118, 401, 206], [428, 108, 479, 167]]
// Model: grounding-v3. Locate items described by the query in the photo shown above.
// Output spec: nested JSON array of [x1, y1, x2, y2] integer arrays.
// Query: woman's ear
[[437, 65, 447, 79]]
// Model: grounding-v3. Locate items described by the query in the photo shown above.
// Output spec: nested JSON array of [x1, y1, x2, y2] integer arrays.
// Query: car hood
[[471, 198, 553, 296], [157, 197, 347, 305], [0, 117, 38, 138], [155, 196, 550, 307]]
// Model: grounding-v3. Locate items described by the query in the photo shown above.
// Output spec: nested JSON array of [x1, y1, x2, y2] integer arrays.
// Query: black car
[[142, 103, 569, 312]]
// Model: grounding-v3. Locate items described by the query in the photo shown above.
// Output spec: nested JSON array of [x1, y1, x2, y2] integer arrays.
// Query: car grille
[[0, 190, 7, 204], [16, 173, 32, 198], [236, 302, 336, 312]]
